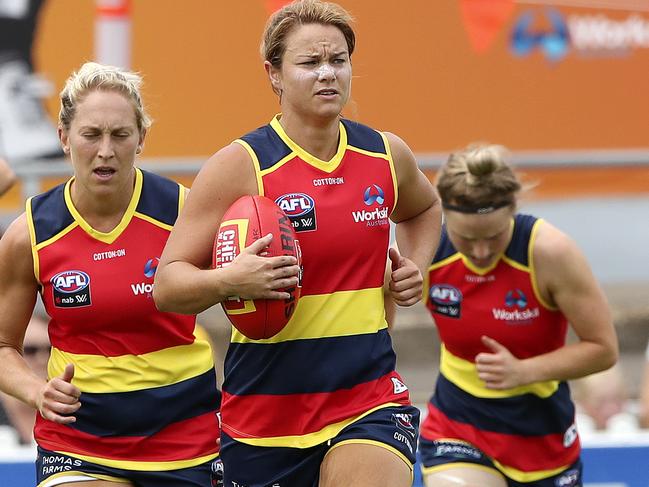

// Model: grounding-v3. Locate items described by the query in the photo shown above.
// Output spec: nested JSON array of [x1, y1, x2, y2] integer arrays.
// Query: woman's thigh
[[319, 442, 412, 487], [424, 465, 507, 487]]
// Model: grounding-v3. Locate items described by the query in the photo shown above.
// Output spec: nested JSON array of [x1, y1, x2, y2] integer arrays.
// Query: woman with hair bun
[[418, 143, 618, 487]]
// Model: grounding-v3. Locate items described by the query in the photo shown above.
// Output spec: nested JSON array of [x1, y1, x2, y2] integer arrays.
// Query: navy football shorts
[[419, 438, 582, 487], [36, 446, 222, 487], [221, 404, 420, 487]]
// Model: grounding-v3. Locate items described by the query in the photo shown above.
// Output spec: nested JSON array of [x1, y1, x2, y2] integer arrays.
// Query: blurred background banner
[[31, 0, 649, 158]]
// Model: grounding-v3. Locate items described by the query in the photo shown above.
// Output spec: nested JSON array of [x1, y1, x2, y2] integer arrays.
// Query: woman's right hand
[[36, 363, 81, 424], [220, 233, 300, 300]]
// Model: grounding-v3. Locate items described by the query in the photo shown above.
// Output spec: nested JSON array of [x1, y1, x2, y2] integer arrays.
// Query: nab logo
[[275, 193, 315, 217], [51, 270, 91, 308], [144, 258, 159, 278], [505, 289, 527, 309], [52, 271, 90, 293], [363, 184, 384, 206], [275, 193, 317, 233], [430, 284, 462, 305]]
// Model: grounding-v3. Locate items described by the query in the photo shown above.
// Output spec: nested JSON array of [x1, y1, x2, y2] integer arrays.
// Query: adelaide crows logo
[[363, 184, 384, 206], [505, 289, 527, 309]]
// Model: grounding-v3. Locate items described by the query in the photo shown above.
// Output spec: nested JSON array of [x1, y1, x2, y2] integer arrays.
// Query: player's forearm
[[395, 202, 441, 275], [153, 261, 230, 314], [639, 363, 649, 428], [520, 340, 618, 384], [0, 160, 16, 197], [0, 346, 44, 409]]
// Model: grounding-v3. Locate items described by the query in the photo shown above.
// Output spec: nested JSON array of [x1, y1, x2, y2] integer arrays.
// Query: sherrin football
[[212, 195, 302, 339]]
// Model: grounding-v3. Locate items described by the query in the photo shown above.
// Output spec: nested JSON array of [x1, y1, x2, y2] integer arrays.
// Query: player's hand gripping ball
[[212, 195, 302, 339]]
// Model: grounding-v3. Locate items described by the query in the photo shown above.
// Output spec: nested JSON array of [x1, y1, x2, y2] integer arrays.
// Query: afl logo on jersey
[[275, 193, 317, 233], [276, 193, 314, 217], [52, 270, 89, 293], [430, 284, 462, 305], [429, 284, 462, 319], [51, 270, 92, 308]]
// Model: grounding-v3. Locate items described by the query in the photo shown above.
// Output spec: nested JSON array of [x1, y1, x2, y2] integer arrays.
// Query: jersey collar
[[270, 114, 347, 174], [64, 167, 143, 244]]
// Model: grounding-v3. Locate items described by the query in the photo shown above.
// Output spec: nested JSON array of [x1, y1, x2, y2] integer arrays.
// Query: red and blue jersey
[[421, 214, 578, 483], [220, 115, 411, 448], [27, 168, 220, 470]]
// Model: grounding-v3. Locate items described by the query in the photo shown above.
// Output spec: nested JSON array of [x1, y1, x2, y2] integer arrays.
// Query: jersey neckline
[[270, 114, 348, 174], [63, 167, 143, 244]]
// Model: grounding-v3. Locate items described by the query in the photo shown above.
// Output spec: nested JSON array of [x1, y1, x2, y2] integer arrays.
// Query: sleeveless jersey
[[28, 168, 220, 471], [220, 115, 410, 448], [420, 214, 579, 483]]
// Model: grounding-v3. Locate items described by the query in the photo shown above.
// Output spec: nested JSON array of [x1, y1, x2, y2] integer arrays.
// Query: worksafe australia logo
[[492, 289, 539, 324], [459, 1, 649, 60]]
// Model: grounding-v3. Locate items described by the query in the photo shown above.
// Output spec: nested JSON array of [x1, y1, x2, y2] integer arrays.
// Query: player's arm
[[639, 344, 649, 428], [384, 132, 441, 306], [382, 253, 396, 330], [523, 222, 617, 381], [476, 222, 618, 389], [0, 215, 80, 423], [0, 157, 16, 197], [154, 143, 300, 314]]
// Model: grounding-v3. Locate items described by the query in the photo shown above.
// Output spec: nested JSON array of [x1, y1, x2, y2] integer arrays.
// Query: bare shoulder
[[0, 157, 15, 176], [0, 157, 16, 194], [195, 142, 255, 188], [382, 131, 437, 222], [532, 219, 595, 301], [382, 131, 406, 148], [0, 214, 39, 344], [382, 131, 419, 187], [533, 220, 580, 267], [0, 213, 31, 258], [183, 142, 257, 207], [0, 213, 36, 285], [160, 142, 258, 268], [383, 132, 414, 166]]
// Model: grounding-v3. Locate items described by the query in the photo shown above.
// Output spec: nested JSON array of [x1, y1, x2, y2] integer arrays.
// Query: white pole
[[94, 0, 131, 69]]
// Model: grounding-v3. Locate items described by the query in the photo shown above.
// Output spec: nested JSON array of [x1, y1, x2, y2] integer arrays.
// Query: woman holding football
[[154, 0, 441, 485], [418, 143, 618, 487]]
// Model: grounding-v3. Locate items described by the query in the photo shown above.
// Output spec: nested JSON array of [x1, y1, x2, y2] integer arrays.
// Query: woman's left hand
[[475, 336, 529, 389], [388, 247, 423, 307]]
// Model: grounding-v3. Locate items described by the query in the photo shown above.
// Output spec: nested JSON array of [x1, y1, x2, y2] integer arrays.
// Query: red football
[[212, 195, 302, 339]]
